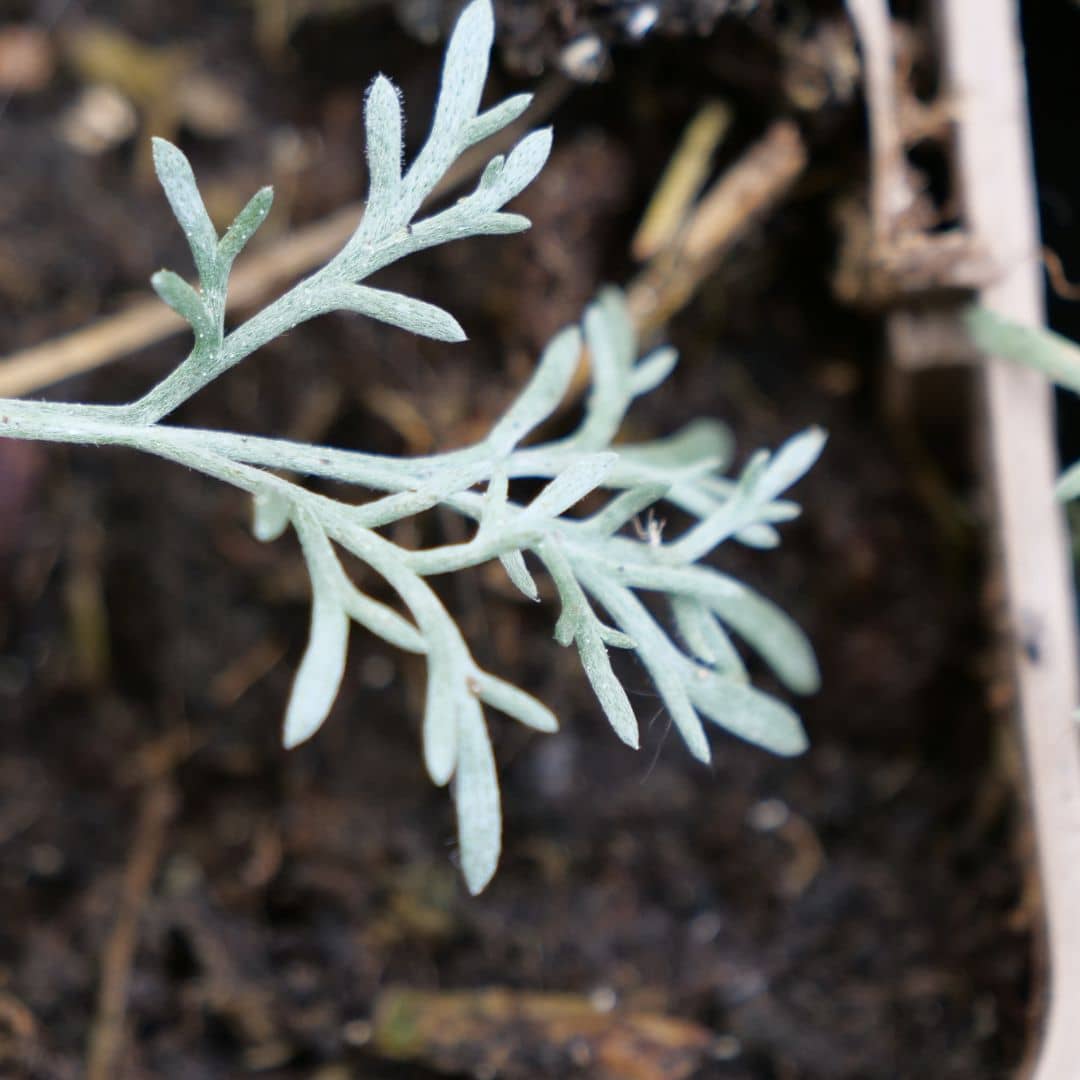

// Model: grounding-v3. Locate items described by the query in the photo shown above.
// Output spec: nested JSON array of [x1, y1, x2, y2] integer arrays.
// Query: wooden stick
[[938, 3, 1080, 1077]]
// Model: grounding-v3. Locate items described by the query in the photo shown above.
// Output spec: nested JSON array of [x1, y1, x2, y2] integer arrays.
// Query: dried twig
[[626, 120, 808, 336], [630, 101, 733, 263], [938, 2, 1080, 1077], [544, 118, 806, 413]]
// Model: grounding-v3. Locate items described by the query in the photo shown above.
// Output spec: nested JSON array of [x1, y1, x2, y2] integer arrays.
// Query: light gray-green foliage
[[967, 308, 1080, 499], [0, 0, 823, 894]]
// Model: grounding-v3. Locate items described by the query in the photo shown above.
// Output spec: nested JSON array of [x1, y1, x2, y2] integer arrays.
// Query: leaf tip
[[150, 134, 174, 160], [805, 424, 828, 453], [282, 709, 318, 750], [685, 726, 711, 764], [464, 858, 496, 895], [462, 0, 495, 35], [150, 136, 186, 182], [774, 721, 810, 757]]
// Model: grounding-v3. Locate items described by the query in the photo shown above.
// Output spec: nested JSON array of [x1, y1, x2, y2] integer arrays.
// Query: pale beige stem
[[939, 3, 1080, 1077]]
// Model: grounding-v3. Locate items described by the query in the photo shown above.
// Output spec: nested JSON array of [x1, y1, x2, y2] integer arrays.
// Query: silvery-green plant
[[0, 0, 823, 893]]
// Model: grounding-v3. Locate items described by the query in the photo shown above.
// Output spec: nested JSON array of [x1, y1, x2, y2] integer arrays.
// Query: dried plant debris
[[372, 987, 724, 1080]]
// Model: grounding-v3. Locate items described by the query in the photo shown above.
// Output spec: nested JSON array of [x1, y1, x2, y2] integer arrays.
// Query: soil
[[0, 1, 1042, 1078]]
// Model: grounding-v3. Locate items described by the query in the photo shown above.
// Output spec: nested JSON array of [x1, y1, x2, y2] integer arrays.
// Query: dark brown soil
[[0, 2, 1035, 1077]]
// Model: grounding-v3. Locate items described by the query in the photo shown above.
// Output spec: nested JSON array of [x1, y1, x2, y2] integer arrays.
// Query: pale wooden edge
[[938, 3, 1080, 1076]]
